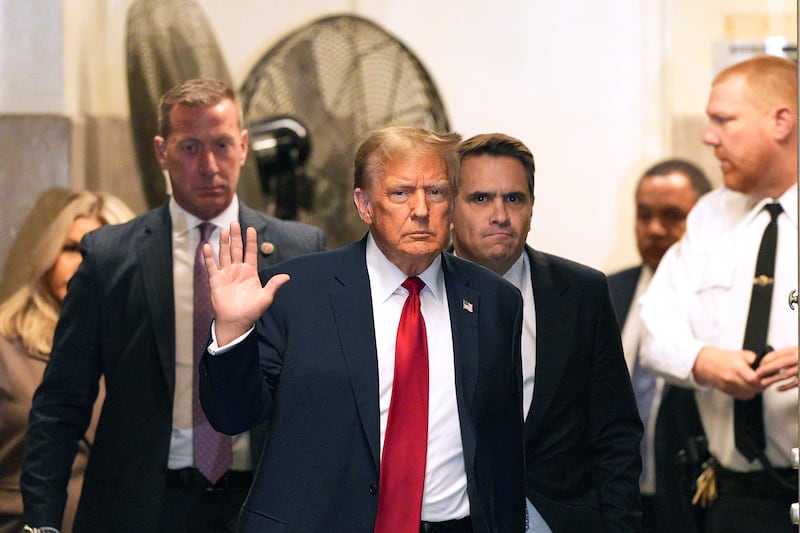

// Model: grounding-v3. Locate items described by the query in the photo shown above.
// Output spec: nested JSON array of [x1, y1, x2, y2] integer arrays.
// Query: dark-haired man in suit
[[451, 132, 642, 532], [200, 127, 526, 532], [608, 159, 711, 532], [22, 78, 325, 532]]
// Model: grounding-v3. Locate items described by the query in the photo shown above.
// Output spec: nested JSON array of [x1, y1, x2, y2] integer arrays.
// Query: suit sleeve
[[21, 235, 103, 528], [201, 220, 323, 434], [588, 280, 643, 532], [200, 295, 285, 435]]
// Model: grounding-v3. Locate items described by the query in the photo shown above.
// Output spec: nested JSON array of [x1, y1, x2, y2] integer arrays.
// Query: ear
[[353, 188, 373, 225], [153, 136, 167, 168], [240, 129, 249, 165], [772, 106, 794, 142]]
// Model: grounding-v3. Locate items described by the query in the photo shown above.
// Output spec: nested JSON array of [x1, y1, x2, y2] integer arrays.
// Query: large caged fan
[[126, 0, 234, 208], [240, 14, 451, 248]]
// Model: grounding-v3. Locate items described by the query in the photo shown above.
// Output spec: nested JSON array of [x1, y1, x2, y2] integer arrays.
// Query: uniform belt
[[166, 467, 252, 492], [420, 516, 472, 533], [715, 466, 796, 500]]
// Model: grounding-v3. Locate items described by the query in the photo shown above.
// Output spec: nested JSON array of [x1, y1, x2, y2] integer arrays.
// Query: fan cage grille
[[240, 14, 450, 248]]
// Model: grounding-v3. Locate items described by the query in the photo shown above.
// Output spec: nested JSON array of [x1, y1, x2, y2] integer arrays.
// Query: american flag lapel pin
[[462, 299, 473, 313]]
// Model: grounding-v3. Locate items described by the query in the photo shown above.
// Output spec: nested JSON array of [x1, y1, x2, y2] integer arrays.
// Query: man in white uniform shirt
[[451, 133, 642, 532], [640, 55, 799, 533]]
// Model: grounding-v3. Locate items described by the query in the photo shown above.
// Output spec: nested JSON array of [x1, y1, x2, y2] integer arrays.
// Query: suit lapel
[[328, 239, 382, 473], [326, 248, 482, 474], [526, 247, 573, 433], [614, 266, 643, 375], [442, 254, 480, 471], [608, 266, 642, 327], [135, 205, 176, 394], [239, 203, 277, 272]]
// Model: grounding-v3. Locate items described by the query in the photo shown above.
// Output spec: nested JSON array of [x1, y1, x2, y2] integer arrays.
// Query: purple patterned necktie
[[192, 222, 232, 483]]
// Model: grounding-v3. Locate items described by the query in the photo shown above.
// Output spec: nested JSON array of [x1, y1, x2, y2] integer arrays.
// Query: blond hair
[[715, 55, 798, 112], [354, 127, 462, 191], [0, 191, 134, 356]]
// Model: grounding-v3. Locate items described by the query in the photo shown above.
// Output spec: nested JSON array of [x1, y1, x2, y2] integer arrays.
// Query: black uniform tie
[[734, 202, 783, 461]]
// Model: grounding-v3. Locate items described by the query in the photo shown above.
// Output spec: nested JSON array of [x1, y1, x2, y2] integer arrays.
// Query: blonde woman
[[0, 191, 134, 533]]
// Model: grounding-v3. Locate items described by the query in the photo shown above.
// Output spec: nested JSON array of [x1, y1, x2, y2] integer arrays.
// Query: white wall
[[357, 1, 667, 271], [153, 0, 668, 271], [670, 0, 796, 117], [0, 0, 63, 113], [3, 0, 796, 272]]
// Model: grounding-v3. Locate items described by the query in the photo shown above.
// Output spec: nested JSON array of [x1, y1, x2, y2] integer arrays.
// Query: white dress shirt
[[502, 253, 537, 419], [169, 196, 251, 471], [619, 265, 662, 494], [640, 186, 798, 471], [366, 234, 469, 521], [501, 252, 551, 533], [211, 233, 470, 520]]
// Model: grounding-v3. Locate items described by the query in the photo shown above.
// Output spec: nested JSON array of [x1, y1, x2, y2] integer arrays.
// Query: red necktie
[[193, 222, 232, 483], [374, 276, 429, 533]]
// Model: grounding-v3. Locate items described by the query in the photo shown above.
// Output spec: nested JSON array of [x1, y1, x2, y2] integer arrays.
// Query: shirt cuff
[[207, 320, 255, 355]]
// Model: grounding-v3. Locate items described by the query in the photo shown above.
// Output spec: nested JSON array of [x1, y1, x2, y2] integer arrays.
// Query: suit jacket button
[[369, 484, 377, 495]]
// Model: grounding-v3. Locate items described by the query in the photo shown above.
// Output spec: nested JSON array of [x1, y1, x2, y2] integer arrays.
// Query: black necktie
[[734, 202, 783, 461]]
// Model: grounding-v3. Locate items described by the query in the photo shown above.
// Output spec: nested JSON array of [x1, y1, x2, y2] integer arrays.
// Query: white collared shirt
[[366, 234, 469, 521], [209, 233, 470, 519], [500, 252, 551, 533], [502, 252, 537, 419], [640, 186, 798, 471], [168, 195, 252, 471], [619, 265, 662, 494]]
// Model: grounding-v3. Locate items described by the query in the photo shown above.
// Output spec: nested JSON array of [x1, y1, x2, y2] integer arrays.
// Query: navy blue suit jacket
[[607, 264, 706, 533], [22, 202, 325, 531], [524, 248, 642, 532], [200, 237, 526, 532], [607, 265, 642, 328]]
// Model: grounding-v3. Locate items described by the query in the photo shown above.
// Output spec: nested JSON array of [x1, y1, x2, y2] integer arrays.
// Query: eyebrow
[[468, 190, 527, 197]]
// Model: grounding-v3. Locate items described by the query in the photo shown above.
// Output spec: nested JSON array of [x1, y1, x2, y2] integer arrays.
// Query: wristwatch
[[23, 526, 60, 533]]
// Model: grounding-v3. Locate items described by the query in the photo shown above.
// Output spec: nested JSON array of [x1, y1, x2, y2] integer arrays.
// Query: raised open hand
[[203, 221, 290, 346]]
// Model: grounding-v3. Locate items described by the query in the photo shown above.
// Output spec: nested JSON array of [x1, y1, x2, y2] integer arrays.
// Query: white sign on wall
[[713, 36, 797, 74]]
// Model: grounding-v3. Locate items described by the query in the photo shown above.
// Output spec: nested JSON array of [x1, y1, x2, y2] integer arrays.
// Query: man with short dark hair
[[451, 132, 642, 532], [608, 158, 711, 532]]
